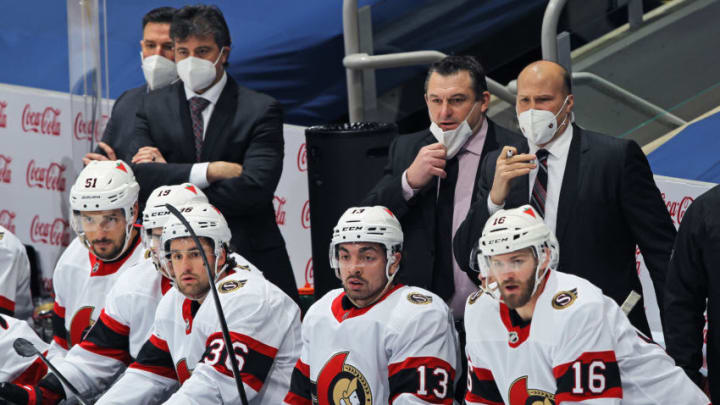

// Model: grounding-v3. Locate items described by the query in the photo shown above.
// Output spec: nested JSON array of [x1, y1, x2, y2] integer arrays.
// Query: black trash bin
[[305, 122, 398, 300]]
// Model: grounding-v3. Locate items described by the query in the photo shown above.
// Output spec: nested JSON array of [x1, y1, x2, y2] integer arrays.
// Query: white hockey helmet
[[69, 160, 140, 260], [161, 202, 232, 279], [471, 205, 559, 300], [141, 183, 208, 278], [329, 206, 403, 281]]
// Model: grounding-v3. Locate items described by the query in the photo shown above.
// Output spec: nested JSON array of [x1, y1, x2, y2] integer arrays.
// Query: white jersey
[[464, 270, 709, 404], [0, 315, 48, 384], [284, 284, 459, 405], [54, 251, 173, 400], [0, 226, 32, 320], [48, 234, 143, 363], [98, 262, 301, 405]]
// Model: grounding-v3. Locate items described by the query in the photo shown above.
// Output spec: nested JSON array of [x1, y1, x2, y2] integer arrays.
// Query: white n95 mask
[[176, 48, 224, 92], [516, 96, 570, 146], [141, 53, 177, 90], [429, 102, 478, 159]]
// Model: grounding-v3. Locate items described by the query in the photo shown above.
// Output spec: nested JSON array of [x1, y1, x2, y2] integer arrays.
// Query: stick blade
[[13, 337, 39, 358]]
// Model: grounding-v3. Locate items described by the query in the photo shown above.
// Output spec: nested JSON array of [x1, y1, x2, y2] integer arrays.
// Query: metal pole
[[343, 0, 364, 122], [541, 0, 569, 62], [573, 72, 686, 127]]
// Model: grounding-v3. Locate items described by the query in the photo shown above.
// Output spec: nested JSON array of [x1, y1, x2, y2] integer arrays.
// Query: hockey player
[[0, 225, 32, 320], [0, 314, 48, 384], [96, 201, 301, 404], [464, 205, 709, 404], [284, 206, 459, 405], [0, 184, 209, 405]]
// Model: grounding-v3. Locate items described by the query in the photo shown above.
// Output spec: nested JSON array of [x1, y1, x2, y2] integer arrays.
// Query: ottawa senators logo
[[315, 352, 372, 405], [551, 288, 577, 310], [218, 279, 246, 294], [407, 292, 432, 305], [509, 376, 555, 405], [468, 290, 483, 305]]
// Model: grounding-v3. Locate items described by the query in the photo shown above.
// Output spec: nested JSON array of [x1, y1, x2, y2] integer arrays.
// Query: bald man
[[453, 60, 675, 336]]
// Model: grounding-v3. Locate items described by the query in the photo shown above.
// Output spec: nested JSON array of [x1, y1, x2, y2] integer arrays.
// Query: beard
[[500, 274, 536, 309], [177, 279, 210, 301], [90, 237, 125, 261]]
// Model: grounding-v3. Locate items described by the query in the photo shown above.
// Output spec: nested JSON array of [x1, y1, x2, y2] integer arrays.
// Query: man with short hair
[[83, 6, 177, 165], [0, 161, 145, 404], [464, 205, 708, 404], [365, 55, 524, 316], [98, 202, 300, 404], [0, 225, 32, 320], [454, 60, 676, 335], [130, 5, 299, 304], [284, 206, 459, 404]]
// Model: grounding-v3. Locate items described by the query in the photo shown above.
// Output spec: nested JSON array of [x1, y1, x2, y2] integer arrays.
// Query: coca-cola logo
[[30, 215, 70, 246], [73, 111, 108, 142], [274, 195, 287, 226], [21, 104, 61, 136], [0, 101, 7, 128], [662, 193, 693, 225], [301, 200, 310, 229], [26, 160, 67, 191], [297, 143, 307, 172], [304, 257, 313, 285], [0, 210, 16, 234], [0, 154, 12, 184]]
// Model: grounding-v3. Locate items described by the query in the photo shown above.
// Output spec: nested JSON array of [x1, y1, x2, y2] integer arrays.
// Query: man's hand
[[406, 143, 448, 189], [207, 161, 243, 183], [82, 142, 116, 166], [131, 146, 167, 164], [489, 146, 537, 205]]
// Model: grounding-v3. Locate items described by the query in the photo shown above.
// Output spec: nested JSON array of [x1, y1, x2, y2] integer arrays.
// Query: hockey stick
[[165, 204, 250, 405], [12, 338, 90, 405], [620, 290, 642, 316]]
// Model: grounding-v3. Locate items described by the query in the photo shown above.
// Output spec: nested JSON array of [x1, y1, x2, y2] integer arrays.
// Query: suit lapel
[[555, 125, 586, 244], [202, 77, 238, 161], [175, 85, 196, 162], [471, 119, 498, 202]]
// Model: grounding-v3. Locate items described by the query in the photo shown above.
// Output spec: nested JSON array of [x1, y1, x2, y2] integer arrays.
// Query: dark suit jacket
[[664, 184, 720, 400], [129, 76, 299, 303], [363, 119, 524, 300], [453, 124, 676, 335], [95, 85, 147, 162]]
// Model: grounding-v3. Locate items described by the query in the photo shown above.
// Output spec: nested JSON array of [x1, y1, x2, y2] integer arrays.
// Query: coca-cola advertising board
[[272, 124, 313, 290], [0, 83, 113, 294]]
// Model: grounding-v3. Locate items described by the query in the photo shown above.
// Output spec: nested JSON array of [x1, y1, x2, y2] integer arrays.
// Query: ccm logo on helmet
[[341, 226, 364, 231]]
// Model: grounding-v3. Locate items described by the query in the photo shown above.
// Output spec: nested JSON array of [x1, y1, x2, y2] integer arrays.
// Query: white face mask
[[516, 96, 570, 147], [176, 48, 224, 92], [429, 102, 479, 159], [141, 53, 178, 90]]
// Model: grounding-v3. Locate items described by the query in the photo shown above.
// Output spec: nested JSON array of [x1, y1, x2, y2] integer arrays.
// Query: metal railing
[[541, 0, 685, 127], [343, 0, 686, 127], [342, 0, 515, 122]]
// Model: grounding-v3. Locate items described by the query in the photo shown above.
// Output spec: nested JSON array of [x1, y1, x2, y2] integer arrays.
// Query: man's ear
[[388, 252, 402, 276]]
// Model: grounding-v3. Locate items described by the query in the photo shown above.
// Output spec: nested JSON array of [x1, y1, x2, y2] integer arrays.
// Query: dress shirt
[[487, 123, 574, 235], [185, 71, 228, 188], [400, 118, 489, 317]]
